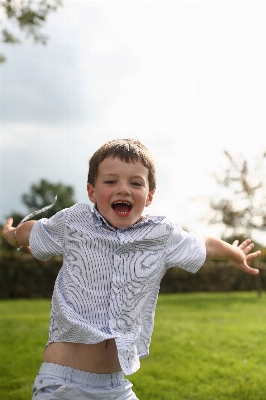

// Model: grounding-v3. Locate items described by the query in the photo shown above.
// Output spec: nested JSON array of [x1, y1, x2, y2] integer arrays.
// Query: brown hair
[[88, 138, 156, 191]]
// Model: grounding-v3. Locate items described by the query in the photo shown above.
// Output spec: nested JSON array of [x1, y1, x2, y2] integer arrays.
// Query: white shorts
[[32, 363, 139, 400]]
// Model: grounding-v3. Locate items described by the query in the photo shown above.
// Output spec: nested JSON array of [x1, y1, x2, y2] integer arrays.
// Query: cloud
[[1, 53, 92, 125], [0, 1, 134, 127]]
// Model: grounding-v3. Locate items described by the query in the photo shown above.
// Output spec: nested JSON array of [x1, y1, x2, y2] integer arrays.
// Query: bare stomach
[[43, 340, 121, 373]]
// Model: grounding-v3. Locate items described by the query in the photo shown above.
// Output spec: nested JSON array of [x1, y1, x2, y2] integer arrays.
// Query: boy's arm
[[2, 218, 36, 249], [204, 236, 260, 275]]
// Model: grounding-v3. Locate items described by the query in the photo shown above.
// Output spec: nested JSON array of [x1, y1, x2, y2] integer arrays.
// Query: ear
[[87, 184, 96, 204], [145, 190, 155, 207]]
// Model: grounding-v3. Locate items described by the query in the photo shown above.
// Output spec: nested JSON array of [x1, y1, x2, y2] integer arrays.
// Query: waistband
[[38, 363, 125, 388]]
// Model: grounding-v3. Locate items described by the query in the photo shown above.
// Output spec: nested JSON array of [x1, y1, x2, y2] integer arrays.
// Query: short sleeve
[[165, 224, 206, 273], [29, 209, 67, 261]]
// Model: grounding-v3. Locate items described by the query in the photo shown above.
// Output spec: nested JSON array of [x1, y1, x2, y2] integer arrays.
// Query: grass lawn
[[1, 293, 266, 399]]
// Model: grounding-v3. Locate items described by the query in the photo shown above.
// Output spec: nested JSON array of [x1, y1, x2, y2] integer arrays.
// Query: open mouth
[[111, 201, 133, 215]]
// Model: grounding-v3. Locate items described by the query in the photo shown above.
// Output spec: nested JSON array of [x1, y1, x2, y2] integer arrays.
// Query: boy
[[2, 138, 261, 400]]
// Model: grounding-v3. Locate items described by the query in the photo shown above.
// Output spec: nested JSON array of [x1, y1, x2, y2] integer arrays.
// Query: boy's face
[[87, 157, 155, 229]]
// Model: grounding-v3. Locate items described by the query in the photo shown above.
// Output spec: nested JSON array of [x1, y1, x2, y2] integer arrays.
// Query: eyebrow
[[102, 173, 145, 180]]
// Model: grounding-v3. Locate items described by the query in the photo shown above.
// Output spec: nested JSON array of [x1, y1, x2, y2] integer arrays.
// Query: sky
[[1, 1, 266, 241]]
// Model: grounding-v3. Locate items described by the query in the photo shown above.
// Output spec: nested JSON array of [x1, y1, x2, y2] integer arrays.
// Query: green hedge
[[160, 260, 266, 293], [0, 253, 61, 299], [0, 254, 265, 298]]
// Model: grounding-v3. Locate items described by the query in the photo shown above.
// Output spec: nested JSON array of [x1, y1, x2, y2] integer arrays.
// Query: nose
[[117, 181, 130, 195]]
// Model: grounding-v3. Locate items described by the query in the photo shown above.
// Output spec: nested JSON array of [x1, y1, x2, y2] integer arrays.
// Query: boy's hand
[[2, 218, 17, 247], [231, 239, 260, 275], [2, 217, 34, 251]]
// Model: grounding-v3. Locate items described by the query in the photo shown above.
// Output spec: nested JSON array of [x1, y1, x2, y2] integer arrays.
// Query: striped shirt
[[30, 203, 206, 375]]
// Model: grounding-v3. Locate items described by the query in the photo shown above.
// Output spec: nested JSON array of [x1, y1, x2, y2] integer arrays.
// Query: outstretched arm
[[2, 218, 36, 250], [205, 236, 260, 275]]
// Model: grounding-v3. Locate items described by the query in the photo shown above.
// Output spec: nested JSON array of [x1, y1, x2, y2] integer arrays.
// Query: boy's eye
[[132, 182, 142, 186], [105, 180, 116, 184]]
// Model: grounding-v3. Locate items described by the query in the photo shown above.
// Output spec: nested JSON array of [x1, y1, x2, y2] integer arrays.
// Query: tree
[[21, 178, 76, 220], [0, 0, 62, 62], [6, 178, 76, 225], [207, 150, 266, 296], [208, 150, 266, 241]]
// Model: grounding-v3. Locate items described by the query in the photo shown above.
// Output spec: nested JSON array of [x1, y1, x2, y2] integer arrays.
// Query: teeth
[[113, 201, 131, 205]]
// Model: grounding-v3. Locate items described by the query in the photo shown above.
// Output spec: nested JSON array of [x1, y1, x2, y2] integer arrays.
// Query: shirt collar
[[92, 205, 165, 230]]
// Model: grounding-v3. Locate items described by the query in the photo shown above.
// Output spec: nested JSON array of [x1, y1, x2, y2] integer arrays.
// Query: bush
[[160, 260, 266, 293], [0, 254, 266, 298], [0, 253, 61, 298]]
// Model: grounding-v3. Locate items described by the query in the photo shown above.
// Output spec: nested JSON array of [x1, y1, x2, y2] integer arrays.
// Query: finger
[[238, 238, 251, 248], [2, 218, 14, 234], [24, 246, 32, 254], [245, 266, 259, 275], [247, 250, 261, 261], [238, 260, 260, 275], [232, 240, 239, 247], [238, 239, 254, 252], [242, 243, 255, 255], [5, 218, 14, 227]]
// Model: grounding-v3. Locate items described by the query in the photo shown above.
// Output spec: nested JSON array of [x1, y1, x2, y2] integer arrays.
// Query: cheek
[[96, 190, 110, 208], [137, 193, 149, 206]]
